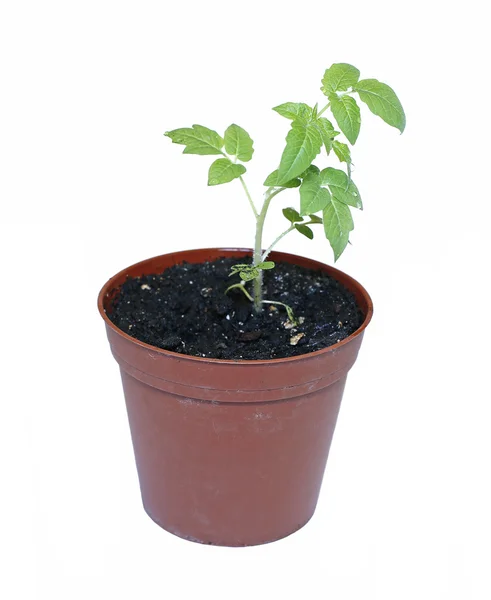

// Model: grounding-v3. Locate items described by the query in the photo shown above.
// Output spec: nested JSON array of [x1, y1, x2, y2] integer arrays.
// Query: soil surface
[[107, 257, 363, 360]]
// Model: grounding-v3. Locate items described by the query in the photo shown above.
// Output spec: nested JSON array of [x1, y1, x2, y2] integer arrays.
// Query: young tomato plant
[[165, 63, 405, 315]]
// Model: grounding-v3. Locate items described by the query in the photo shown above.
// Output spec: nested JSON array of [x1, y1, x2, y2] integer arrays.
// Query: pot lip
[[98, 247, 373, 365]]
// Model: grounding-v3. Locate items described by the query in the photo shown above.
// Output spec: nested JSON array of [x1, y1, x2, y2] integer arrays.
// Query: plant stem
[[316, 102, 331, 117], [261, 300, 297, 325], [253, 187, 285, 312], [222, 149, 257, 218], [261, 225, 295, 262], [239, 176, 258, 218], [261, 218, 322, 262], [225, 282, 253, 302]]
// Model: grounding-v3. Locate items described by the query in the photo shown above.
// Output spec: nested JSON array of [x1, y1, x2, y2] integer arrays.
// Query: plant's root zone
[[108, 257, 363, 360]]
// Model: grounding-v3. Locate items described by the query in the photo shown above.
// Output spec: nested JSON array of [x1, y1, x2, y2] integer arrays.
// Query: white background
[[1, 1, 490, 598]]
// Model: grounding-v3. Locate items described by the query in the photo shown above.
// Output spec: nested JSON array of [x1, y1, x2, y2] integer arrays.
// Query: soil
[[107, 257, 363, 360]]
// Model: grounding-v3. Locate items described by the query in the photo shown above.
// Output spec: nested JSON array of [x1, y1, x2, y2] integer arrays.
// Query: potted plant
[[98, 63, 405, 546]]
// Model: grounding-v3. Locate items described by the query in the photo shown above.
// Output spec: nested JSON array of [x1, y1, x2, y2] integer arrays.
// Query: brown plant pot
[[98, 248, 373, 546]]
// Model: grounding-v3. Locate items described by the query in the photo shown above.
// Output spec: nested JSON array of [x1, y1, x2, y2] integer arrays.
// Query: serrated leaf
[[332, 140, 351, 164], [257, 261, 275, 270], [240, 269, 259, 281], [354, 79, 406, 132], [263, 170, 301, 188], [323, 196, 354, 261], [283, 207, 303, 223], [208, 158, 246, 186], [295, 224, 314, 240], [165, 125, 224, 155], [314, 117, 339, 154], [273, 102, 313, 123], [229, 264, 250, 276], [320, 167, 362, 209], [299, 173, 331, 215], [329, 95, 361, 145], [277, 121, 322, 184], [321, 63, 360, 95], [224, 124, 254, 162]]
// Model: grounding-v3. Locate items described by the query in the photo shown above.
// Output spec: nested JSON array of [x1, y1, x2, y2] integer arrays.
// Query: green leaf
[[257, 261, 275, 270], [277, 120, 322, 184], [240, 268, 260, 281], [354, 79, 406, 132], [224, 124, 254, 162], [283, 207, 303, 223], [273, 102, 313, 123], [208, 158, 246, 186], [299, 173, 331, 215], [314, 117, 339, 154], [323, 196, 354, 261], [309, 214, 323, 224], [263, 170, 301, 188], [165, 124, 224, 155], [229, 263, 250, 276], [332, 140, 351, 164], [300, 165, 320, 178], [321, 63, 360, 95], [295, 224, 314, 240], [320, 167, 362, 209], [329, 95, 361, 145]]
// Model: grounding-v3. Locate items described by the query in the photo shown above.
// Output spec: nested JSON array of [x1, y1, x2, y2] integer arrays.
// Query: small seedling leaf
[[323, 196, 354, 261], [300, 164, 321, 178], [208, 158, 246, 186], [321, 63, 360, 95], [300, 173, 331, 215], [354, 78, 406, 132], [295, 224, 314, 239], [320, 167, 362, 209], [273, 102, 313, 123], [277, 120, 322, 184], [224, 124, 254, 162], [257, 261, 275, 270], [240, 269, 260, 281], [332, 140, 351, 164], [329, 94, 361, 145], [263, 170, 301, 188], [282, 207, 303, 223], [165, 125, 224, 155], [313, 117, 339, 154]]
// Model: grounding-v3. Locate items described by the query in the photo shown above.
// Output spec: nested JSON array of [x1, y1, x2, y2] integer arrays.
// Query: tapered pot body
[[98, 248, 373, 546]]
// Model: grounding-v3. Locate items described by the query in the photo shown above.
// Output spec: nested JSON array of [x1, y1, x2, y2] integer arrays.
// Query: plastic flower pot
[[98, 248, 373, 546]]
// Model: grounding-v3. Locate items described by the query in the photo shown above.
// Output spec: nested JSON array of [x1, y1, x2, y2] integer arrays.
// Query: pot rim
[[98, 247, 373, 365]]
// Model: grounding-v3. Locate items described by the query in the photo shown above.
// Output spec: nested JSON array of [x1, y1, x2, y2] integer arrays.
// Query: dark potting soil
[[107, 257, 363, 360]]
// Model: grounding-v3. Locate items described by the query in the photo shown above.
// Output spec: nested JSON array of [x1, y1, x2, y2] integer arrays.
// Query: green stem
[[261, 219, 322, 262], [225, 282, 253, 302], [316, 102, 331, 117], [261, 300, 297, 325], [239, 176, 258, 218], [221, 149, 258, 219], [261, 225, 295, 262], [253, 187, 286, 312]]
